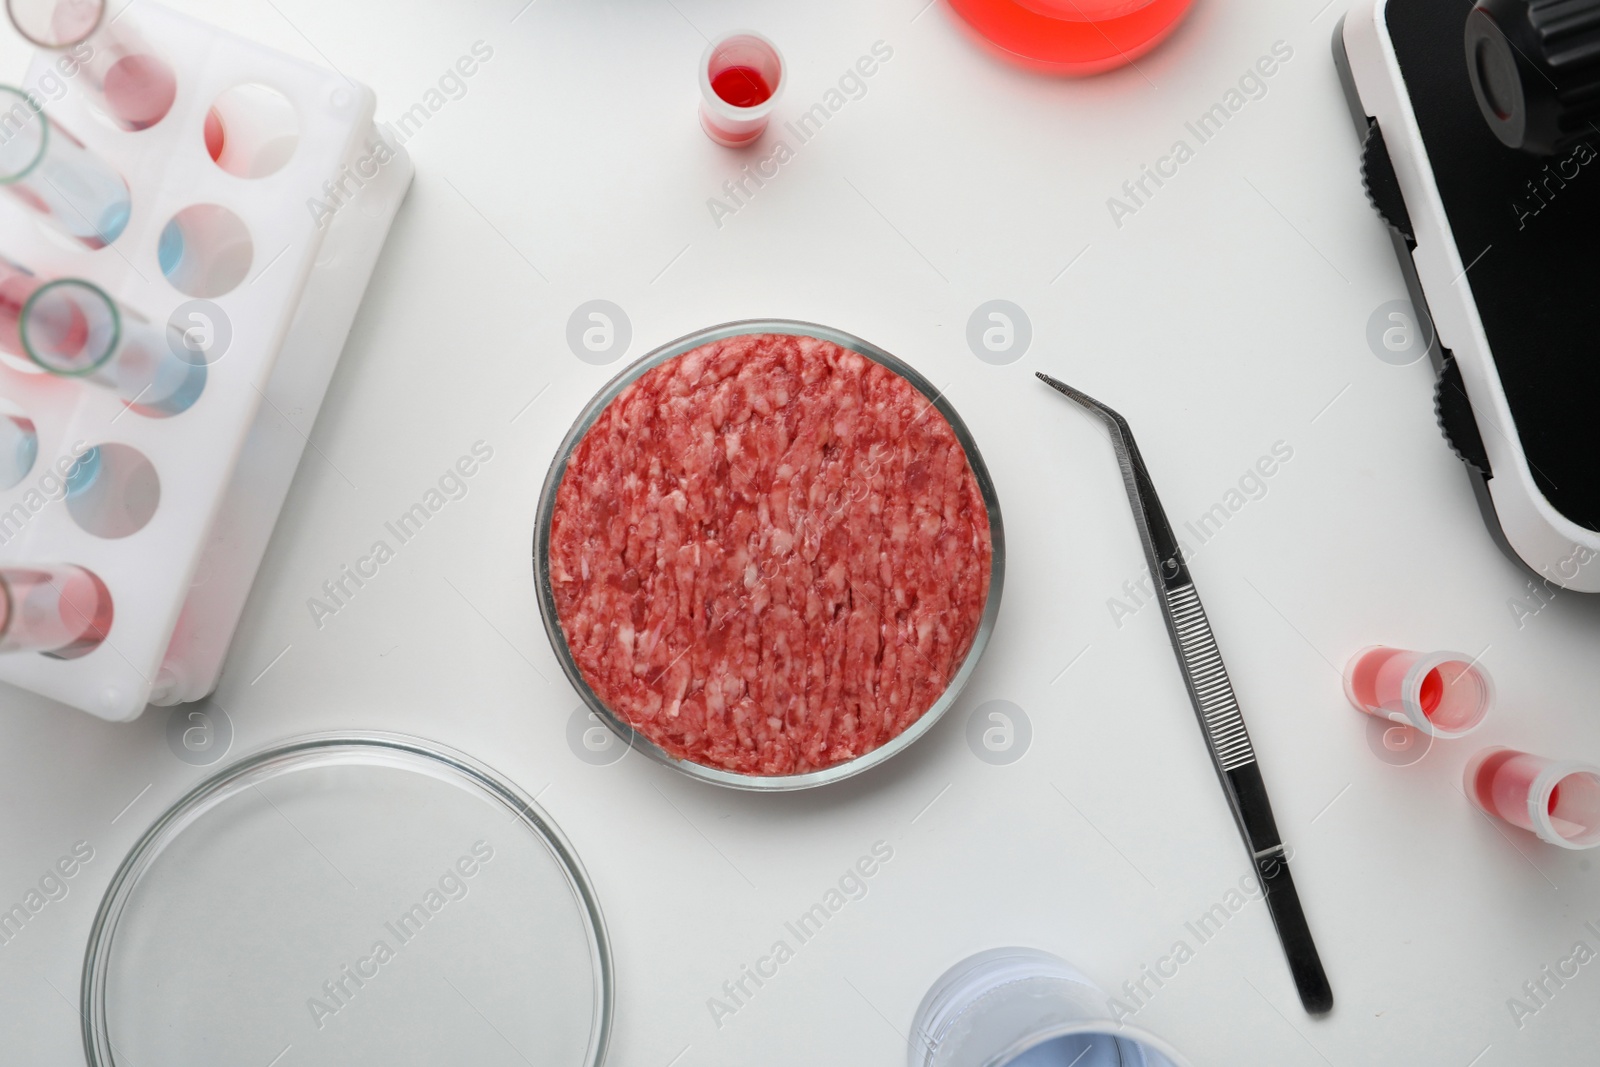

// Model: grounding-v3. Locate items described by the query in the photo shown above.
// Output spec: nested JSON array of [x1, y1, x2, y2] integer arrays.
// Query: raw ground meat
[[547, 332, 993, 776]]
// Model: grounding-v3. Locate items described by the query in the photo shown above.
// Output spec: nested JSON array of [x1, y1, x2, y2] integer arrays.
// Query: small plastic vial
[[699, 32, 784, 148], [1466, 747, 1600, 850], [1344, 646, 1493, 738]]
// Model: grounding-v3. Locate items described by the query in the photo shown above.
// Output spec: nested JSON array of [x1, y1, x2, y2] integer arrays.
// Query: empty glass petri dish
[[82, 733, 612, 1067]]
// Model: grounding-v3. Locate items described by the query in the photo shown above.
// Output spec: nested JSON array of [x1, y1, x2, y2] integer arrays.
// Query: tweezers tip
[[1034, 371, 1073, 395], [1035, 372, 1092, 407]]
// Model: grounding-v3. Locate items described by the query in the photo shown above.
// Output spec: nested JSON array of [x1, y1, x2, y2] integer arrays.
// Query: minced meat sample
[[548, 332, 993, 775]]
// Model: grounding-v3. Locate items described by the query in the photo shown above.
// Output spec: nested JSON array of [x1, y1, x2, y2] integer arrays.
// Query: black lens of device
[[1466, 0, 1600, 155], [1473, 35, 1517, 121]]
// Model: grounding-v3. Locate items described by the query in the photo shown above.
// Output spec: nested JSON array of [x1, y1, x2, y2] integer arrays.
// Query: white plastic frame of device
[[1340, 1, 1600, 594]]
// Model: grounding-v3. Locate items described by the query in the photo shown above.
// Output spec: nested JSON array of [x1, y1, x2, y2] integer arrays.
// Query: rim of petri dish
[[0, 85, 50, 183], [81, 732, 614, 1067], [20, 278, 120, 376], [533, 319, 1007, 792]]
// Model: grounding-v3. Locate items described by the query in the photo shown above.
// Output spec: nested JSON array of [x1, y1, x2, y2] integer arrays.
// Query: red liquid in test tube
[[102, 52, 177, 131], [0, 564, 113, 657], [7, 0, 176, 131]]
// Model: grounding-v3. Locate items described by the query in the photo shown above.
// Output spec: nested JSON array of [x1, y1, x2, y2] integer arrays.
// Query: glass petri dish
[[533, 320, 1006, 792], [82, 733, 612, 1067], [946, 0, 1194, 75]]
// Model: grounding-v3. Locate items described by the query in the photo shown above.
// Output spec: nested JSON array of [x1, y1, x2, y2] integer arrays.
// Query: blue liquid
[[140, 356, 206, 416], [12, 434, 36, 484], [99, 199, 131, 245], [0, 419, 36, 489], [65, 446, 101, 498], [1007, 1034, 1156, 1067], [29, 136, 133, 249], [157, 220, 184, 277]]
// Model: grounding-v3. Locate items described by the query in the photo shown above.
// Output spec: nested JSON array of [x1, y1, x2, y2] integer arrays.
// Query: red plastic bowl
[[947, 0, 1195, 75]]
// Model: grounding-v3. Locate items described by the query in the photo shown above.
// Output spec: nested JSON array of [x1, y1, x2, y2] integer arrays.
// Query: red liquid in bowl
[[947, 0, 1194, 75]]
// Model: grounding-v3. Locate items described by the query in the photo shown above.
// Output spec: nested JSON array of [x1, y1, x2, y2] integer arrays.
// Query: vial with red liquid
[[1344, 646, 1493, 738], [1466, 748, 1600, 850], [946, 0, 1194, 76], [699, 32, 784, 148]]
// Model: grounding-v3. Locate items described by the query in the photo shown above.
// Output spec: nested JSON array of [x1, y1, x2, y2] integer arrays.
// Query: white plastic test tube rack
[[0, 2, 412, 720]]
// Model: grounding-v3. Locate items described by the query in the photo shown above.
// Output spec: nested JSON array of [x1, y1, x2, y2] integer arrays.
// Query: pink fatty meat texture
[[549, 333, 993, 776]]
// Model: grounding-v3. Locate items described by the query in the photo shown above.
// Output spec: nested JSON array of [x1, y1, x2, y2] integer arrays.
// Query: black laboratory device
[[1335, 0, 1600, 592]]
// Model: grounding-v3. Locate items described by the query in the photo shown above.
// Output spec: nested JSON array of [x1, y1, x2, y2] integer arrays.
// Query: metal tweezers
[[1039, 372, 1334, 1016]]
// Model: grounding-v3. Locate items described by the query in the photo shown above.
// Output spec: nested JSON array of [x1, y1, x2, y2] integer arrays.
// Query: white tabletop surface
[[4, 1, 1600, 1064]]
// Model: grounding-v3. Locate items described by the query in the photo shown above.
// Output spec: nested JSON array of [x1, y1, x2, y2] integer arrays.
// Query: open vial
[[699, 31, 784, 147], [1344, 646, 1493, 738], [19, 277, 204, 415], [1466, 747, 1600, 850], [910, 948, 1191, 1067], [0, 564, 113, 657], [83, 734, 612, 1067]]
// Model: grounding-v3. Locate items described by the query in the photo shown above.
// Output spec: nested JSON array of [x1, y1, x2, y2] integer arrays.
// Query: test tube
[[0, 86, 131, 247], [0, 563, 112, 656], [699, 32, 785, 148], [4, 0, 100, 49], [20, 278, 204, 416], [0, 251, 47, 355], [1344, 646, 1493, 738], [0, 413, 37, 489], [1466, 747, 1600, 850], [7, 0, 175, 131]]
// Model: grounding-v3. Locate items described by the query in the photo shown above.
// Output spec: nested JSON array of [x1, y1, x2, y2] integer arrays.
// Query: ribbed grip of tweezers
[[1164, 583, 1256, 771]]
